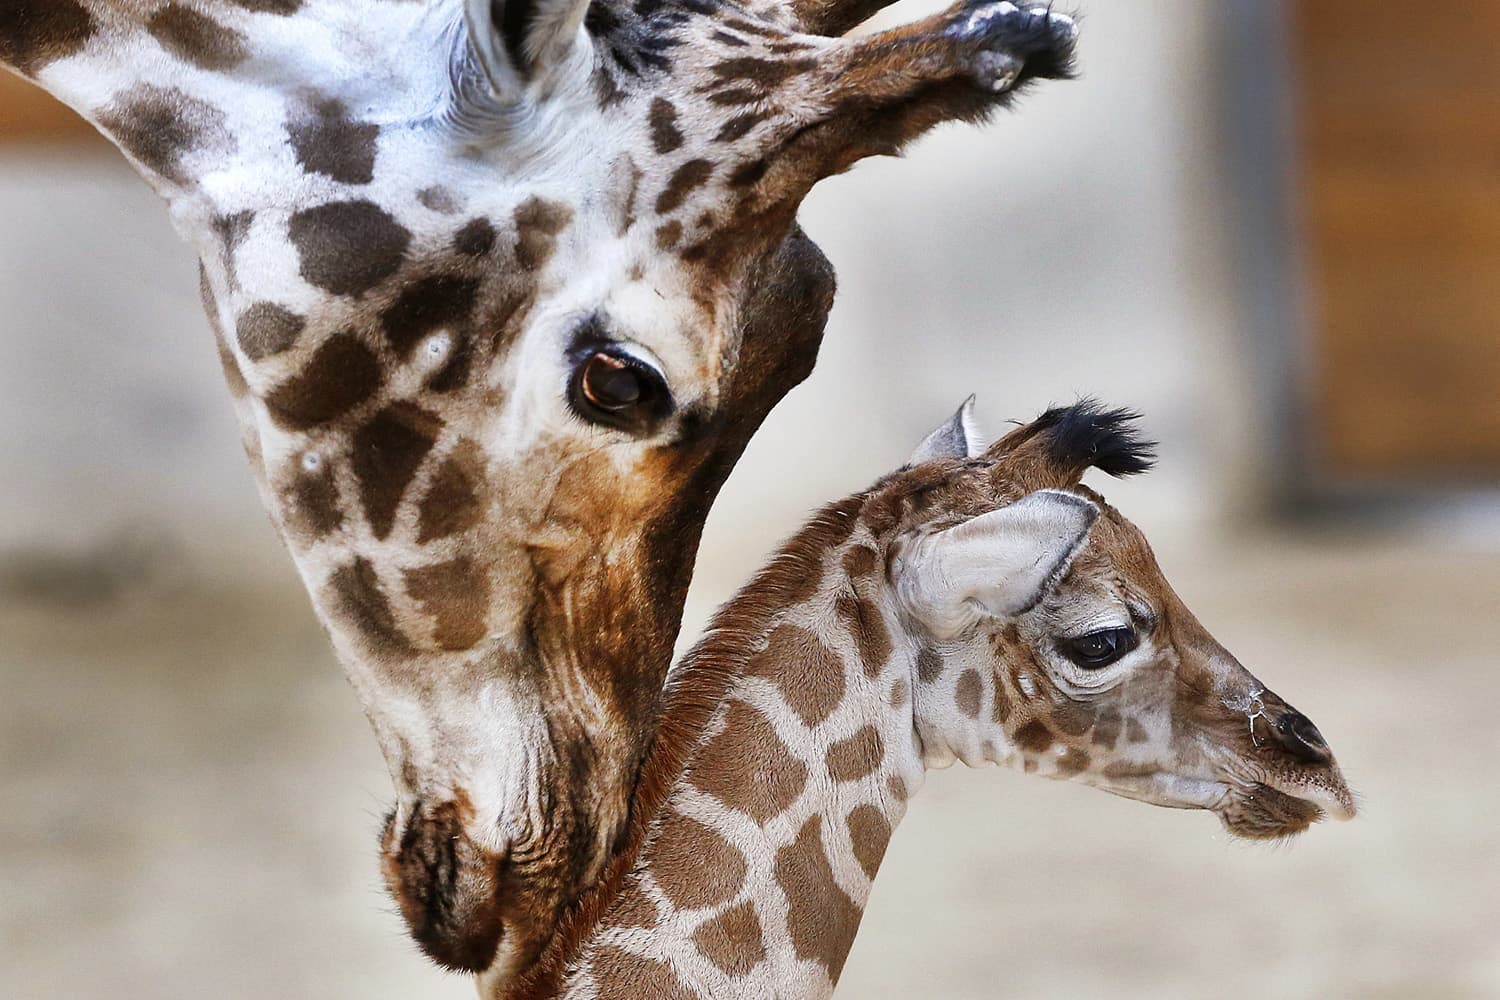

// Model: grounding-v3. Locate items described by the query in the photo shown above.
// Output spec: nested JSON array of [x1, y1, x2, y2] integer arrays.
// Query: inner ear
[[909, 395, 984, 465], [465, 0, 591, 88]]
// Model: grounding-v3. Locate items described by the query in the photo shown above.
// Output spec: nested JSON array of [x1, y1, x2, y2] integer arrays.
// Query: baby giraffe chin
[[503, 398, 1355, 1000]]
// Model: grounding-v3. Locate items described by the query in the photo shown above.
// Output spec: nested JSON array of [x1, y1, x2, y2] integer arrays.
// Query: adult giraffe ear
[[894, 490, 1098, 639], [464, 0, 591, 88], [909, 395, 984, 465]]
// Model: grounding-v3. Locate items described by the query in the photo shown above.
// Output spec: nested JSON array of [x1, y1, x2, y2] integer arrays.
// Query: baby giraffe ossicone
[[510, 399, 1356, 999]]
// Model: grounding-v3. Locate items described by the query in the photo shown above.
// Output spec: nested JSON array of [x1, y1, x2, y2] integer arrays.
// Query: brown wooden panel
[[0, 71, 103, 144], [1295, 1, 1500, 481]]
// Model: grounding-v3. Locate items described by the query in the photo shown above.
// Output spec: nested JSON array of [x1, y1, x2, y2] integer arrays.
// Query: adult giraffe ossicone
[[0, 0, 1077, 978], [532, 400, 1355, 999]]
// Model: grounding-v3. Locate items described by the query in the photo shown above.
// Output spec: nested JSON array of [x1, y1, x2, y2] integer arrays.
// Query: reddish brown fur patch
[[289, 200, 410, 296], [514, 197, 573, 271], [1014, 720, 1053, 753], [147, 5, 247, 71], [98, 86, 230, 186], [416, 441, 486, 543], [955, 669, 982, 718], [835, 592, 892, 677], [655, 159, 713, 214], [774, 816, 863, 983], [264, 333, 381, 430], [826, 725, 883, 782], [648, 97, 684, 153], [990, 670, 1013, 723], [453, 217, 496, 256], [351, 403, 443, 539], [328, 558, 411, 654], [650, 808, 747, 910], [1092, 708, 1122, 749], [590, 947, 695, 1000], [845, 804, 892, 880], [289, 99, 379, 185], [746, 623, 845, 727], [842, 544, 878, 579], [236, 303, 305, 360], [284, 458, 343, 541], [0, 0, 96, 76], [1053, 701, 1096, 736], [404, 557, 489, 651], [690, 700, 807, 821], [1126, 717, 1150, 744], [1055, 747, 1091, 775], [609, 877, 658, 929], [693, 901, 765, 976], [916, 647, 942, 684]]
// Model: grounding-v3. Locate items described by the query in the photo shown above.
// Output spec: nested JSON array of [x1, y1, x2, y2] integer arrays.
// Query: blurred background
[[2, 2, 1496, 998]]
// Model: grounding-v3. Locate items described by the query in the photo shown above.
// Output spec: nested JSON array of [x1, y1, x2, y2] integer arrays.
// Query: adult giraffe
[[0, 0, 1077, 981]]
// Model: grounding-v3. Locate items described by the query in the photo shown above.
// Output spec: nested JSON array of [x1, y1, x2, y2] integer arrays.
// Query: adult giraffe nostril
[[1273, 711, 1333, 765]]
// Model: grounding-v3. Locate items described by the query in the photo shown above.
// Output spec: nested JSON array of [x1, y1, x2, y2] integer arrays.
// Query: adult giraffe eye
[[568, 347, 672, 433], [1061, 627, 1138, 669]]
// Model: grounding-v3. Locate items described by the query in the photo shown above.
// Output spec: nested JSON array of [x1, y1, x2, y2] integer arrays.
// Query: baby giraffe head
[[888, 400, 1355, 838]]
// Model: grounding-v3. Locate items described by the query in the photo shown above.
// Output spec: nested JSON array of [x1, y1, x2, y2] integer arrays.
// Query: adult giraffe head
[[2, 0, 1077, 977]]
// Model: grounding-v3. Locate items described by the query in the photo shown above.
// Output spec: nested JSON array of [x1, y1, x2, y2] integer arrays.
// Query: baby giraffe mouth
[[1216, 774, 1356, 840]]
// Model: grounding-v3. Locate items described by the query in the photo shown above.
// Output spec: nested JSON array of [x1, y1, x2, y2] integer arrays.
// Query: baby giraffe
[[502, 399, 1356, 1000]]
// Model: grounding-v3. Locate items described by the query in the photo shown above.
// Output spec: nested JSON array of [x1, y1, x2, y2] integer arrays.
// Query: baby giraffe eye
[[1061, 627, 1138, 669], [568, 346, 672, 434]]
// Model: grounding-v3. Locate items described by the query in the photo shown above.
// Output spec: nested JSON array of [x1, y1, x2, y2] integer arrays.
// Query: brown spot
[[746, 623, 844, 727], [215, 337, 249, 399], [328, 558, 411, 653], [1126, 717, 1150, 744], [264, 333, 381, 430], [0, 0, 96, 76], [1054, 701, 1096, 736], [774, 816, 862, 983], [826, 725, 883, 782], [990, 671, 1013, 723], [651, 807, 746, 909], [514, 196, 573, 271], [715, 111, 768, 143], [147, 5, 247, 71], [693, 901, 764, 976], [710, 55, 817, 88], [416, 440, 487, 543], [954, 669, 983, 719], [655, 159, 712, 215], [711, 30, 749, 47], [1092, 708, 1122, 749], [381, 275, 480, 359], [284, 455, 343, 541], [845, 804, 891, 880], [648, 97, 683, 153], [235, 303, 304, 360], [709, 88, 764, 107], [229, 0, 302, 12], [887, 678, 908, 708], [916, 647, 943, 684], [1014, 720, 1053, 753], [841, 545, 878, 579], [590, 947, 694, 1000], [886, 774, 908, 804], [690, 700, 807, 821], [405, 556, 489, 650], [454, 217, 497, 257], [352, 402, 443, 540], [290, 200, 410, 296], [609, 877, 658, 929], [835, 592, 892, 677], [418, 186, 460, 214], [1055, 747, 1091, 776], [289, 99, 379, 184], [655, 221, 682, 250], [98, 86, 230, 185]]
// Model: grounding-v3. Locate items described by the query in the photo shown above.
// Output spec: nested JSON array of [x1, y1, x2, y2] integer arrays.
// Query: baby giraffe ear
[[909, 395, 985, 465], [894, 490, 1099, 639]]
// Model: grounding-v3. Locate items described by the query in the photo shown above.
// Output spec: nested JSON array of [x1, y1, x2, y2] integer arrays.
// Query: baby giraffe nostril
[[1274, 711, 1332, 764]]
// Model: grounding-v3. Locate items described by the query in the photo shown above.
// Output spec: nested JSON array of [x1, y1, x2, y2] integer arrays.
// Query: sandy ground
[[2, 529, 1497, 1000]]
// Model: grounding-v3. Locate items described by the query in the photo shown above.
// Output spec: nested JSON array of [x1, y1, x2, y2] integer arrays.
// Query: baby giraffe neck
[[543, 495, 932, 1000]]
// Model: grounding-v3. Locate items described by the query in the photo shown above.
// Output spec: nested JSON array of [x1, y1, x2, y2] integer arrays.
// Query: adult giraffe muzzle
[[2, 0, 1077, 979]]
